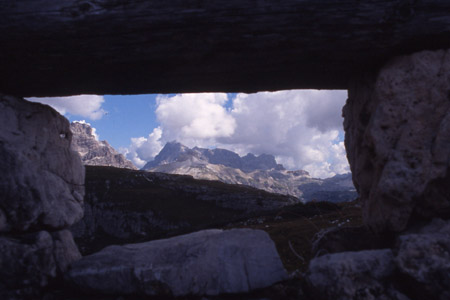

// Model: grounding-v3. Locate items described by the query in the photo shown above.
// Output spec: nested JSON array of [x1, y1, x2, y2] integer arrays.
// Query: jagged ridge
[[143, 142, 356, 202], [70, 121, 137, 170]]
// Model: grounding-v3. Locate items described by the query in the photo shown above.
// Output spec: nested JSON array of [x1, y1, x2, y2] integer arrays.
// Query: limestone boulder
[[0, 94, 84, 232], [395, 219, 450, 300], [66, 228, 288, 297], [0, 230, 81, 299], [344, 49, 450, 232], [305, 249, 408, 300]]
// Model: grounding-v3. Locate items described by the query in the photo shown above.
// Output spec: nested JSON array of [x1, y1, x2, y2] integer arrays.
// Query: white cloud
[[125, 90, 350, 178], [123, 127, 163, 168], [155, 93, 236, 146], [27, 95, 107, 120], [215, 90, 349, 178]]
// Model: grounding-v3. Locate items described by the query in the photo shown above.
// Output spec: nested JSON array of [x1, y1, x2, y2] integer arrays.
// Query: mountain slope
[[143, 142, 357, 202], [71, 165, 299, 254], [70, 121, 137, 169]]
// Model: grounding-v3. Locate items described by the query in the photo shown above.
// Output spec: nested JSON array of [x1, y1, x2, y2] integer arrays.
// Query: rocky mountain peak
[[143, 142, 356, 202], [241, 153, 285, 172], [70, 121, 137, 170], [70, 120, 97, 139], [143, 141, 199, 169], [143, 141, 285, 172]]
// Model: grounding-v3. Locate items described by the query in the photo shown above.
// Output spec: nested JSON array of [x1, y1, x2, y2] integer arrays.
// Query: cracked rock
[[0, 94, 84, 232]]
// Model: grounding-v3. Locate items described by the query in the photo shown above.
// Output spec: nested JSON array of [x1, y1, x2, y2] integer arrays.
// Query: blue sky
[[86, 94, 160, 149], [28, 90, 349, 178]]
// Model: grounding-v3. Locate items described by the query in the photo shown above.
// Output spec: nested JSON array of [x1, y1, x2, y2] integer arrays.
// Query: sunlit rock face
[[0, 95, 84, 232], [344, 49, 450, 232], [70, 121, 137, 170]]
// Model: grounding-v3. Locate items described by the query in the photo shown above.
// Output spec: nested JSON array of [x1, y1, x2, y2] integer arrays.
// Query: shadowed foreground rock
[[344, 49, 450, 232], [0, 95, 84, 298], [306, 219, 450, 300], [66, 228, 288, 297], [0, 95, 84, 232], [306, 249, 406, 300], [0, 230, 81, 299], [395, 219, 450, 299]]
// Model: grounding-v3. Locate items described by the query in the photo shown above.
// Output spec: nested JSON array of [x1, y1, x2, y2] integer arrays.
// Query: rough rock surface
[[344, 49, 450, 232], [0, 94, 84, 232], [0, 230, 81, 299], [395, 219, 450, 300], [145, 142, 356, 202], [306, 249, 407, 300], [66, 229, 287, 297], [70, 121, 137, 170], [306, 219, 450, 300]]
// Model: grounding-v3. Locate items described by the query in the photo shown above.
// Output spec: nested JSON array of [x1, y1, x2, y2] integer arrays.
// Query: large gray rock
[[395, 219, 450, 300], [0, 230, 81, 299], [344, 49, 450, 232], [70, 121, 137, 170], [306, 249, 408, 300], [0, 95, 84, 232], [66, 229, 288, 297]]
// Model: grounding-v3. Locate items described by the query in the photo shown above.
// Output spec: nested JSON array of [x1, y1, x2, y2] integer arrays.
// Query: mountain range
[[143, 142, 357, 203], [69, 122, 356, 203]]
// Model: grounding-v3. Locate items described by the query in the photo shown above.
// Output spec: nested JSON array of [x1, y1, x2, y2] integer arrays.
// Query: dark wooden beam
[[1, 0, 450, 97]]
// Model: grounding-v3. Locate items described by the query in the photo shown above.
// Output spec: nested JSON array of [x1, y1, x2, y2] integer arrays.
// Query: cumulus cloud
[[123, 127, 163, 168], [155, 93, 236, 145], [27, 95, 107, 120], [217, 90, 349, 178], [126, 90, 350, 178]]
